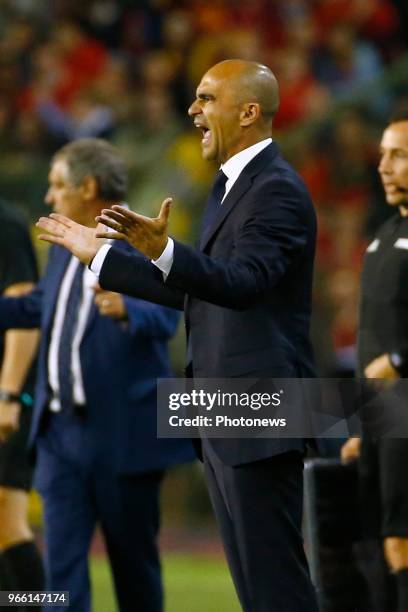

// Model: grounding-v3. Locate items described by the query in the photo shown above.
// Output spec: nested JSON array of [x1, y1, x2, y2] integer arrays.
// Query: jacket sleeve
[[122, 296, 181, 340], [0, 281, 43, 329], [0, 245, 63, 330], [99, 247, 185, 311]]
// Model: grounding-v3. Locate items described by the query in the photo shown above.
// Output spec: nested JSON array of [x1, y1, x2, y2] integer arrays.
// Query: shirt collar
[[220, 138, 272, 183]]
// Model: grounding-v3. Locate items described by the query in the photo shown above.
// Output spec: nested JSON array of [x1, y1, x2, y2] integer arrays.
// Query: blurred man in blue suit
[[0, 138, 194, 612]]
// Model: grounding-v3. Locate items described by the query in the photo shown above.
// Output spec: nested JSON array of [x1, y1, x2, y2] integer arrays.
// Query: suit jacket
[[98, 143, 317, 465], [0, 242, 194, 473]]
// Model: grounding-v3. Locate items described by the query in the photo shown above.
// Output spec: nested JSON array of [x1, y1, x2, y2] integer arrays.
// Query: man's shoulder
[[375, 213, 403, 238], [0, 199, 30, 234], [0, 198, 13, 219], [0, 200, 36, 265], [254, 153, 313, 207], [247, 143, 308, 188]]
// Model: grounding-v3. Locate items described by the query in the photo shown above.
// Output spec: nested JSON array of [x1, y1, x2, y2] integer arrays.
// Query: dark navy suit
[[0, 242, 194, 612], [97, 143, 318, 611]]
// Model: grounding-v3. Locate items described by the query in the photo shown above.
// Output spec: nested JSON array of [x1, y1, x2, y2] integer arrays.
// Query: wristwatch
[[0, 389, 21, 403], [389, 352, 404, 374]]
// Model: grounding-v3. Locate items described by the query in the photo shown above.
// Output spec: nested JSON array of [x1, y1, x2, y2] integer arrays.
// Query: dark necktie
[[57, 262, 84, 411], [200, 169, 228, 238]]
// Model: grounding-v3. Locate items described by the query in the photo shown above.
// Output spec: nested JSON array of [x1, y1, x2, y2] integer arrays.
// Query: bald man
[[37, 60, 318, 612]]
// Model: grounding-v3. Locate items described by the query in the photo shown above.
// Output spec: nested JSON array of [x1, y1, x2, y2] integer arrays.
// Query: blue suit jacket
[[97, 143, 317, 465], [0, 242, 194, 473]]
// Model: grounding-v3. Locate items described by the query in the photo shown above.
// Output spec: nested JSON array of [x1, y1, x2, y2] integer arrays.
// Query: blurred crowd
[[0, 0, 407, 374]]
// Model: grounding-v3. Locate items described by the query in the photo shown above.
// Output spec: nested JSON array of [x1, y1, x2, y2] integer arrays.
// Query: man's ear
[[81, 175, 98, 201], [240, 102, 261, 127]]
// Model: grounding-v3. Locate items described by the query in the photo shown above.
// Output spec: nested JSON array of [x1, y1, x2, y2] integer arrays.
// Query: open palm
[[95, 199, 172, 260], [37, 213, 107, 265]]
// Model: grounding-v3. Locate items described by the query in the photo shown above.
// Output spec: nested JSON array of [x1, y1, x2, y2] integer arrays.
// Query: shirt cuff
[[90, 244, 112, 278], [151, 238, 174, 280]]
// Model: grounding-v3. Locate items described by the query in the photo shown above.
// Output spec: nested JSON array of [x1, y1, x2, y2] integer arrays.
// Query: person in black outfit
[[0, 199, 44, 597], [341, 110, 408, 612]]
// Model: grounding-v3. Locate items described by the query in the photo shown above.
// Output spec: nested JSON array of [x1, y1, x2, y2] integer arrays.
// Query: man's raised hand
[[36, 213, 106, 265], [96, 198, 172, 260], [37, 196, 172, 263]]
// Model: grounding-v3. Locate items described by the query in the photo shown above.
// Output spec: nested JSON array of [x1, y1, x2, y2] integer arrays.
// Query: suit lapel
[[81, 294, 98, 340], [199, 142, 280, 252], [199, 174, 252, 251], [43, 247, 72, 331]]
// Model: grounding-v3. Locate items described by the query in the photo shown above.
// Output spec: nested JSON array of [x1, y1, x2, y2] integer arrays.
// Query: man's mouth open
[[201, 127, 211, 145], [195, 122, 211, 145]]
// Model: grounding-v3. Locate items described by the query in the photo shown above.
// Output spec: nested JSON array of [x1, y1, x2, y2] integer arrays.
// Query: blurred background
[[0, 0, 407, 609]]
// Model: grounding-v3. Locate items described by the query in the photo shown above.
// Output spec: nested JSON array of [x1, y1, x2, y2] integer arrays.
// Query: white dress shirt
[[48, 257, 97, 411], [90, 138, 272, 279]]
